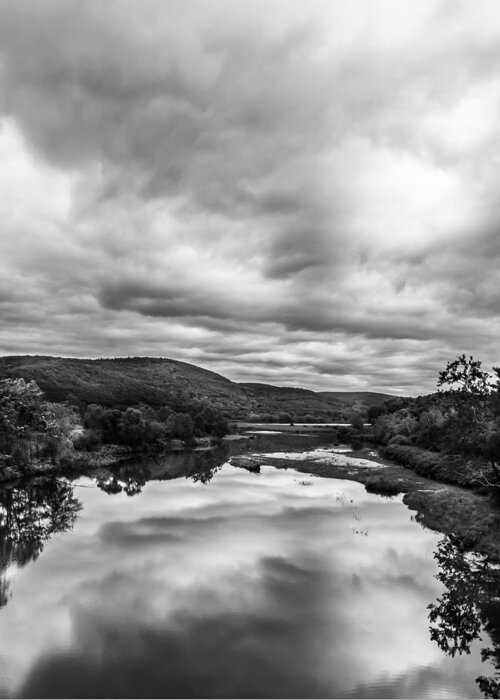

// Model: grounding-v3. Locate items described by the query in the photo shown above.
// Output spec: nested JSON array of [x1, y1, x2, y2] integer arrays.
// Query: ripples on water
[[0, 436, 498, 698]]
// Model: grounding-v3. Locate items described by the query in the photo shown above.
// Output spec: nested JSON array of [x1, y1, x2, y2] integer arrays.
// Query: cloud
[[0, 0, 500, 392], [8, 467, 453, 698]]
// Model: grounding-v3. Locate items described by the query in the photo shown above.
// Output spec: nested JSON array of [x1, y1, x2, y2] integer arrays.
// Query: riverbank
[[0, 436, 220, 484], [4, 430, 500, 564], [0, 445, 135, 483], [231, 446, 500, 562]]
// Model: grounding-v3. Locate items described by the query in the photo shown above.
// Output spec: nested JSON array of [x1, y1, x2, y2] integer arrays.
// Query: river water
[[0, 435, 497, 698]]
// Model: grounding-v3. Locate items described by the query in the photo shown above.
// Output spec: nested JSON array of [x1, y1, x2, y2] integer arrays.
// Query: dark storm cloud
[[0, 2, 330, 203], [1, 0, 500, 392], [0, 0, 351, 288]]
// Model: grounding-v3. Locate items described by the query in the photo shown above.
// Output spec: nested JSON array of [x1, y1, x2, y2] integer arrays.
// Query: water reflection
[[428, 536, 500, 698], [0, 478, 81, 608], [92, 429, 319, 496], [15, 472, 447, 699], [95, 445, 232, 497], [0, 436, 496, 698], [96, 465, 152, 496]]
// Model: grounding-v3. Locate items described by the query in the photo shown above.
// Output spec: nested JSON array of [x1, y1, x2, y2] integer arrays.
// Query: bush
[[190, 401, 228, 439], [365, 475, 403, 497], [80, 398, 229, 447], [74, 429, 101, 452], [173, 413, 194, 443], [388, 434, 412, 447], [84, 405, 122, 443], [350, 413, 365, 431], [38, 436, 60, 463], [384, 444, 485, 488], [384, 445, 440, 473]]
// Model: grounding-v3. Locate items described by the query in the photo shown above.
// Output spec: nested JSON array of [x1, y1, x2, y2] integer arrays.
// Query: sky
[[0, 0, 500, 395]]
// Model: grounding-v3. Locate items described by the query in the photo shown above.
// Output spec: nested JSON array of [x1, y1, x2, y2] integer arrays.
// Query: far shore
[[235, 421, 355, 433]]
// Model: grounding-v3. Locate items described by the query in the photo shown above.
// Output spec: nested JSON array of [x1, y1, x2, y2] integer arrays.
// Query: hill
[[238, 382, 347, 420], [318, 391, 396, 408], [0, 355, 248, 413], [0, 356, 397, 420]]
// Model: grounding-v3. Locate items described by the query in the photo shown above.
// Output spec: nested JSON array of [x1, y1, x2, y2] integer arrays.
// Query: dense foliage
[[368, 356, 500, 492], [0, 378, 72, 468], [78, 399, 229, 449], [4, 353, 500, 488], [0, 374, 231, 471]]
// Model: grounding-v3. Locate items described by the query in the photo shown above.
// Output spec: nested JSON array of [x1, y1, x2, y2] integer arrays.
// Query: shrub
[[350, 413, 365, 431], [350, 439, 363, 451], [365, 475, 403, 496], [388, 434, 412, 447], [173, 413, 194, 443], [74, 429, 101, 452], [384, 444, 485, 488]]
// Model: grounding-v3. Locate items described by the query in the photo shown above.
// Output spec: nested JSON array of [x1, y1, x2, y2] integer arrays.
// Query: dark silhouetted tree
[[428, 536, 500, 698], [437, 355, 494, 458], [0, 479, 81, 608]]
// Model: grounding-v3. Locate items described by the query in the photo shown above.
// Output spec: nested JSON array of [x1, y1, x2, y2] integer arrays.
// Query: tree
[[372, 409, 418, 445], [350, 413, 365, 432], [117, 407, 149, 446], [428, 536, 500, 698], [0, 379, 58, 468], [438, 354, 494, 396], [367, 404, 388, 424], [0, 379, 43, 450], [84, 405, 122, 443], [482, 368, 500, 488], [96, 465, 152, 497], [190, 466, 220, 484], [173, 413, 194, 443], [428, 537, 483, 657], [0, 478, 82, 607], [491, 368, 500, 417], [190, 401, 228, 439], [437, 355, 494, 459], [414, 407, 446, 450]]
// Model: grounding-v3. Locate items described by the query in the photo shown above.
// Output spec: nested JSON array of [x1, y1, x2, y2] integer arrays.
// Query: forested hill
[[0, 355, 397, 421], [318, 391, 396, 408]]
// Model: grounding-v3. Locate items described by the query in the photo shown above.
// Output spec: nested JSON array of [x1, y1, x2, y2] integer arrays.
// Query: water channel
[[0, 433, 498, 698]]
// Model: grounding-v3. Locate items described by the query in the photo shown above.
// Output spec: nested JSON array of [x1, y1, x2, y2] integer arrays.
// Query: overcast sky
[[1, 0, 499, 394]]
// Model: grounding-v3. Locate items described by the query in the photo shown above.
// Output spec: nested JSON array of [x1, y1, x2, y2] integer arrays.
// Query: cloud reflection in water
[[0, 466, 486, 698]]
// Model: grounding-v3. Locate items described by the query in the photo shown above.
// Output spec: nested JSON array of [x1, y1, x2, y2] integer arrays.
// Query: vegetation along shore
[[1, 353, 500, 563]]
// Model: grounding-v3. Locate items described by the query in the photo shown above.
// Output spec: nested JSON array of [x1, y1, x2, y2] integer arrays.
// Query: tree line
[[364, 355, 500, 492], [0, 377, 230, 471]]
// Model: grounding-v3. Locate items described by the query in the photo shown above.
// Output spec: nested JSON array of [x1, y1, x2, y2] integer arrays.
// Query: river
[[0, 433, 498, 698]]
